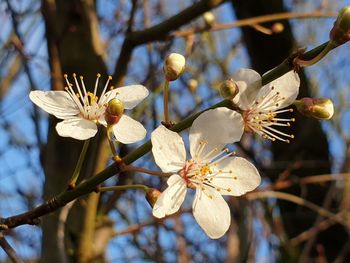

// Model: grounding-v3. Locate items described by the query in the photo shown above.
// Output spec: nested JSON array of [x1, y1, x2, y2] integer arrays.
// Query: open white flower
[[232, 69, 300, 143], [29, 74, 148, 142], [151, 107, 260, 239]]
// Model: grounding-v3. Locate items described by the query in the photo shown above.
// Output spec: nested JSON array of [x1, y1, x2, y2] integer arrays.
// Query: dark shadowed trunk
[[41, 0, 107, 262]]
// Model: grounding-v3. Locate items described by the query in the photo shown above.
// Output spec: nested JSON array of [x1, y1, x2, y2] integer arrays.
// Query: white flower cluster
[[29, 67, 300, 239]]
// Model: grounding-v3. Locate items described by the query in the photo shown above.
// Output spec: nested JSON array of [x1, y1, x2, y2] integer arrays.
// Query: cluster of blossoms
[[29, 53, 335, 239]]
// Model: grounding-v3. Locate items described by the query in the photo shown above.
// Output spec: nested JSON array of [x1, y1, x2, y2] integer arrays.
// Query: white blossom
[[29, 74, 148, 142], [232, 69, 300, 143], [151, 108, 260, 239]]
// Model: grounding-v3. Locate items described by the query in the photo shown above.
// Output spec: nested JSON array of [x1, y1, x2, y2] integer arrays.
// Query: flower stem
[[294, 42, 336, 67], [107, 125, 119, 158], [99, 184, 149, 193], [124, 164, 171, 177], [163, 80, 170, 123], [68, 139, 90, 189]]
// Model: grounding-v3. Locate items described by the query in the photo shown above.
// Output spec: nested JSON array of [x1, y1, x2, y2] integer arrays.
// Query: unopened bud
[[330, 6, 350, 45], [105, 98, 124, 125], [219, 79, 239, 100], [188, 79, 198, 93], [271, 23, 284, 34], [294, 97, 334, 120], [145, 188, 161, 208], [203, 12, 215, 28], [163, 53, 186, 81]]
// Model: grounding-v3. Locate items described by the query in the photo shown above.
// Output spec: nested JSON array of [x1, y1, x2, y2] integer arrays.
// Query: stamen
[[72, 73, 86, 107], [99, 75, 112, 104], [195, 140, 208, 158], [94, 73, 101, 98], [79, 76, 89, 105]]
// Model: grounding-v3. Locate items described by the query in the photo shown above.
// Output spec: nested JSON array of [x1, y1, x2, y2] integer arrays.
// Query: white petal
[[29, 90, 80, 119], [151, 125, 186, 173], [192, 187, 230, 239], [101, 85, 149, 109], [260, 70, 300, 109], [212, 157, 261, 196], [153, 174, 187, 218], [56, 118, 98, 140], [232, 69, 262, 109], [112, 115, 146, 144], [189, 108, 244, 159]]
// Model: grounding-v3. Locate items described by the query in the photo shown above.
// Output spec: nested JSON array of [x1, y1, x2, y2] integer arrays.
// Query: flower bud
[[145, 188, 161, 208], [219, 79, 239, 100], [105, 98, 124, 125], [203, 12, 215, 28], [163, 53, 186, 81], [330, 6, 350, 45], [294, 97, 334, 120], [188, 79, 198, 93], [271, 23, 284, 34]]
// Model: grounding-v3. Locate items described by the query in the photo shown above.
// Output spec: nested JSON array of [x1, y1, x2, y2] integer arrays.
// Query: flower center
[[64, 74, 114, 121], [177, 141, 237, 193], [243, 86, 295, 143]]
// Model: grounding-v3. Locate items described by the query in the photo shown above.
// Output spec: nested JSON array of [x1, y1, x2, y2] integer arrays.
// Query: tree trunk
[[41, 0, 107, 262]]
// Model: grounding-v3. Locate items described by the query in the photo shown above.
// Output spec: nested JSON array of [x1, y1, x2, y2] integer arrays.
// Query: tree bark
[[41, 1, 107, 262]]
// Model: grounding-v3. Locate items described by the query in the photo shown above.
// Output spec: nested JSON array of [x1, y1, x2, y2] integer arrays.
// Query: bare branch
[[0, 233, 24, 263]]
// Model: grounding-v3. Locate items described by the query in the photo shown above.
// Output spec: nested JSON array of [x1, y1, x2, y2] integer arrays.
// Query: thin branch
[[6, 0, 43, 146], [123, 164, 171, 177], [290, 211, 346, 246], [246, 191, 349, 228], [266, 173, 350, 191], [112, 0, 226, 85], [173, 11, 337, 37], [0, 233, 24, 263]]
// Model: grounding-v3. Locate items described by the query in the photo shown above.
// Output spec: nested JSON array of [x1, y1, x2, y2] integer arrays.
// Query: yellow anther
[[97, 73, 101, 77], [80, 76, 83, 80], [64, 74, 68, 78], [286, 139, 290, 143], [73, 73, 76, 77], [227, 188, 231, 192], [108, 75, 112, 80], [291, 118, 295, 122], [291, 135, 295, 139]]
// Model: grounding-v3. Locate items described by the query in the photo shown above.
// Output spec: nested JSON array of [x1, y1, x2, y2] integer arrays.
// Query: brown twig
[[6, 0, 43, 146], [0, 233, 24, 263], [172, 11, 337, 38], [290, 211, 346, 246], [123, 164, 172, 177], [112, 0, 226, 85], [266, 173, 350, 191], [246, 191, 349, 228]]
